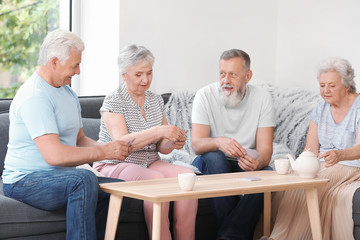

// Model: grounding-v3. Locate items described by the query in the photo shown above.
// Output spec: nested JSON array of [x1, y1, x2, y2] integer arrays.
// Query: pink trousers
[[93, 160, 198, 240]]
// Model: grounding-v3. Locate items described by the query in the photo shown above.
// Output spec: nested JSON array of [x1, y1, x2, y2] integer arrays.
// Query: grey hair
[[317, 57, 356, 93], [38, 29, 84, 66], [220, 49, 251, 72], [118, 45, 155, 74]]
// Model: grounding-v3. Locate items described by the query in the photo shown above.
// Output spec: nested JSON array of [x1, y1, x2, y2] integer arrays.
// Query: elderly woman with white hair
[[93, 45, 197, 240], [267, 57, 360, 240]]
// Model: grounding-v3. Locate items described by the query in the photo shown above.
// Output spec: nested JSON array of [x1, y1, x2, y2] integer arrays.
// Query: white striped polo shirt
[[98, 83, 164, 167]]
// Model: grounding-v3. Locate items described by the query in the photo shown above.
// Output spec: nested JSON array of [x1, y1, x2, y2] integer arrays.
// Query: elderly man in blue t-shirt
[[2, 29, 132, 240], [192, 49, 275, 240]]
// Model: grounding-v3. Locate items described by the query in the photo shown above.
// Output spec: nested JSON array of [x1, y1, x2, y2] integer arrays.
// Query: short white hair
[[118, 45, 154, 75], [317, 57, 356, 93], [38, 29, 84, 66]]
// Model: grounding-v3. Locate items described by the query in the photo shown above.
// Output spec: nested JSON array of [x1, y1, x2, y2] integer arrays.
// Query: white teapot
[[286, 149, 320, 178]]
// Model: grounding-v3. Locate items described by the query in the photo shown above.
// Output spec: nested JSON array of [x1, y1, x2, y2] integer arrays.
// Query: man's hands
[[237, 155, 260, 171], [102, 140, 132, 161], [217, 137, 246, 157], [217, 137, 260, 171]]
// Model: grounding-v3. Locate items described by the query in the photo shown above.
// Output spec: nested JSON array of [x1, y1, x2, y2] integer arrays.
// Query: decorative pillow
[[159, 150, 200, 173], [160, 89, 199, 172], [76, 163, 104, 177]]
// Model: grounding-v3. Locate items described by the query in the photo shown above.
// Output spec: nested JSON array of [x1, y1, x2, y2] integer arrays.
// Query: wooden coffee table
[[100, 171, 329, 240]]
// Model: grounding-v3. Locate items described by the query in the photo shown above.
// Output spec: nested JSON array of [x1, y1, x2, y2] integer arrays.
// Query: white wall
[[77, 0, 360, 95], [75, 0, 120, 95], [119, 0, 278, 94], [276, 0, 360, 91]]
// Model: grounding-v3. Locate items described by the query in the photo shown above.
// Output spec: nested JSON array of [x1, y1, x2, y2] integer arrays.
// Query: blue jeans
[[193, 150, 272, 240], [3, 168, 131, 240]]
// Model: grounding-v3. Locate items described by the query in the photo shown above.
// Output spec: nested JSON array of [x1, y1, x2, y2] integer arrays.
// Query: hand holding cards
[[226, 148, 260, 161], [128, 138, 135, 147], [245, 148, 259, 159], [162, 130, 188, 149], [162, 140, 174, 149]]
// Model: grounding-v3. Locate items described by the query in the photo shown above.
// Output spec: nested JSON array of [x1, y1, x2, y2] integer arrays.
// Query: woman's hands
[[318, 150, 344, 167], [157, 125, 187, 152], [159, 125, 187, 142]]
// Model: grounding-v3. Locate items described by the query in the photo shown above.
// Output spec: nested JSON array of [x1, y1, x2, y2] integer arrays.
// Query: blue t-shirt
[[310, 96, 360, 168], [2, 73, 82, 184]]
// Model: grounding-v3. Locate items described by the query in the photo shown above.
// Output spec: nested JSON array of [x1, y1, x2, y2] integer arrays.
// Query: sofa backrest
[[0, 96, 106, 177], [0, 113, 9, 176], [0, 98, 12, 113], [78, 96, 105, 118]]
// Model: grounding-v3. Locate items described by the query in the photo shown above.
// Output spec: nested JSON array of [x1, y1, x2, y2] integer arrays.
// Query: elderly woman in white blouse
[[268, 57, 360, 240], [93, 45, 197, 240]]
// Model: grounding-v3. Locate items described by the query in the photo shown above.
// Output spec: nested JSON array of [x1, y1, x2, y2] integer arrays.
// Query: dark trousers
[[193, 150, 272, 240]]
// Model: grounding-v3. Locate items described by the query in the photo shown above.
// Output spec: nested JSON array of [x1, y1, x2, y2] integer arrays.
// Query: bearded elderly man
[[192, 49, 275, 240]]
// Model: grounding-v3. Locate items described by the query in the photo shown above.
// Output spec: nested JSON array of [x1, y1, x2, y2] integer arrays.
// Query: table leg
[[152, 202, 162, 240], [104, 194, 123, 240], [305, 188, 322, 240], [263, 192, 271, 236]]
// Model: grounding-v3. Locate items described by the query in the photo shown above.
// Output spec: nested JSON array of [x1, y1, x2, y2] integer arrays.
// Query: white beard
[[219, 84, 246, 107]]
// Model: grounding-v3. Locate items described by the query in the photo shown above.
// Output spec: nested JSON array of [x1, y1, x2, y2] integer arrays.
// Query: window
[[0, 0, 70, 98]]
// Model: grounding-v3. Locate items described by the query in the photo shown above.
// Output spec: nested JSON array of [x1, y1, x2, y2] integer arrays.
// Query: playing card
[[162, 129, 188, 149], [162, 141, 174, 149], [238, 177, 261, 181], [128, 138, 135, 147], [245, 148, 259, 159], [226, 148, 259, 161]]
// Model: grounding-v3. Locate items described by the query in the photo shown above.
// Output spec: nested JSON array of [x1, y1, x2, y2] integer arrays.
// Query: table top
[[100, 170, 329, 202]]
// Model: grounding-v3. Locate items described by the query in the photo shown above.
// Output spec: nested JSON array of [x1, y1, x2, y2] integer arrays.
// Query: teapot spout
[[286, 153, 296, 171]]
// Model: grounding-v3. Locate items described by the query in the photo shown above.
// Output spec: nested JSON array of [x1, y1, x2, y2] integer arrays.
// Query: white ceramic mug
[[178, 173, 196, 191], [274, 159, 290, 175]]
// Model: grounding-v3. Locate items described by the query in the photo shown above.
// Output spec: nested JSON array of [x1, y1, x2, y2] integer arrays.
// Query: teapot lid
[[300, 149, 317, 158]]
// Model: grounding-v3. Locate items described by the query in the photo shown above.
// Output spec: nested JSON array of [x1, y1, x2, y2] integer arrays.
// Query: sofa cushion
[[0, 180, 66, 238], [0, 112, 9, 176]]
